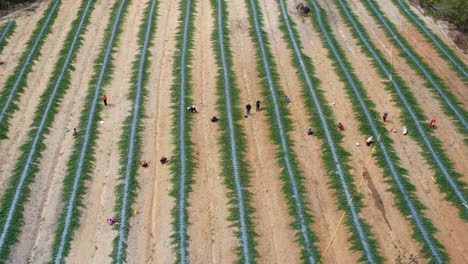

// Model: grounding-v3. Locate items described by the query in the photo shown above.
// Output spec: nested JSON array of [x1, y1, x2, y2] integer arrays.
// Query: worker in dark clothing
[[211, 116, 219, 122], [366, 136, 374, 146], [102, 94, 108, 106], [338, 122, 344, 131], [307, 127, 313, 135], [256, 100, 261, 111], [245, 104, 252, 117], [187, 105, 198, 113], [383, 111, 388, 122], [160, 156, 168, 164], [72, 128, 78, 136]]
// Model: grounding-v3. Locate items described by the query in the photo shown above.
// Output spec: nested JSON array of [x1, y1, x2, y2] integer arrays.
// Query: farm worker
[[307, 127, 313, 135], [141, 160, 149, 168], [72, 128, 78, 136], [402, 126, 408, 135], [338, 122, 344, 131], [107, 218, 117, 225], [256, 100, 261, 111], [366, 136, 374, 146], [383, 111, 388, 122], [430, 119, 436, 128], [211, 116, 219, 122], [102, 94, 108, 106], [160, 156, 168, 164], [187, 105, 198, 113], [245, 104, 252, 116], [284, 96, 291, 103]]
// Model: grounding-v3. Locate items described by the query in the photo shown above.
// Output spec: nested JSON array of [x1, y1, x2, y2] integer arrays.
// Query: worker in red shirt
[[102, 94, 108, 106], [430, 119, 436, 128]]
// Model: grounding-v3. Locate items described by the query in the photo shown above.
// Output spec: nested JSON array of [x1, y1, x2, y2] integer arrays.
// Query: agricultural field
[[0, 0, 466, 263]]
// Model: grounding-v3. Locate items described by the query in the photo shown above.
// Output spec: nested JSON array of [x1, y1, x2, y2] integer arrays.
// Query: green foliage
[[110, 0, 158, 262], [418, 0, 468, 30], [355, 0, 468, 220], [0, 21, 15, 54], [168, 0, 197, 262], [0, 0, 60, 139], [48, 0, 130, 261], [331, 0, 452, 261], [210, 0, 259, 262], [0, 0, 96, 263], [275, 0, 387, 262]]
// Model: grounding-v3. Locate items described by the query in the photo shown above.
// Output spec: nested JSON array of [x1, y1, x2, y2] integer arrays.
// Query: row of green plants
[[341, 0, 468, 220], [243, 0, 329, 261], [275, 0, 385, 262], [357, 0, 468, 135], [48, 0, 130, 262], [210, 0, 259, 261], [310, 0, 450, 261], [0, 0, 61, 139], [168, 0, 196, 261], [390, 0, 468, 81], [0, 0, 96, 262], [111, 0, 158, 262], [0, 20, 15, 54]]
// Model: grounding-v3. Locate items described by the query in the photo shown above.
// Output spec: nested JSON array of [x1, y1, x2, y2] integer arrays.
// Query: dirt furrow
[[186, 0, 238, 262], [4, 0, 111, 262], [0, 0, 81, 195], [317, 0, 468, 261], [64, 0, 146, 262], [124, 0, 179, 262], [343, 0, 467, 181]]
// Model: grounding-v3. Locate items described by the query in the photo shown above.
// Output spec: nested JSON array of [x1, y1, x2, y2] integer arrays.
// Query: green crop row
[[275, 0, 386, 262], [0, 0, 96, 263], [48, 0, 130, 262], [325, 0, 452, 261], [243, 0, 326, 261], [358, 0, 468, 136], [210, 0, 259, 262], [391, 0, 468, 82], [111, 0, 158, 262], [168, 0, 196, 261], [0, 0, 60, 139], [0, 21, 15, 54], [340, 0, 467, 221]]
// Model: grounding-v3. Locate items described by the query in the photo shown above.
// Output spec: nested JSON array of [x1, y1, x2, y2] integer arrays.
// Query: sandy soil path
[[4, 0, 110, 262], [368, 0, 468, 104], [65, 0, 145, 262], [186, 0, 238, 262], [318, 0, 468, 262], [258, 0, 364, 262], [0, 0, 80, 194], [344, 0, 468, 180], [124, 0, 179, 262], [374, 0, 468, 64]]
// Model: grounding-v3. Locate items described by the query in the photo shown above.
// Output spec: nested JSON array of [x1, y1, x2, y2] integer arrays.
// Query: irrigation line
[[0, 0, 61, 124], [114, 0, 157, 261], [392, 0, 468, 79], [0, 0, 93, 251], [216, 0, 251, 261], [53, 0, 128, 262], [338, 0, 467, 214], [362, 0, 468, 131], [276, 0, 378, 262], [0, 20, 14, 47], [175, 0, 193, 261], [247, 0, 322, 262], [309, 0, 448, 261]]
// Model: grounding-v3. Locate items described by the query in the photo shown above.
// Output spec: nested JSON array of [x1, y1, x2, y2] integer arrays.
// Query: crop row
[[391, 0, 468, 81], [48, 0, 130, 262], [111, 0, 158, 262], [0, 20, 15, 54], [211, 0, 259, 262], [0, 0, 96, 262], [359, 0, 468, 134], [275, 0, 387, 262], [168, 0, 196, 261], [345, 0, 468, 220], [0, 0, 61, 139], [317, 0, 452, 261]]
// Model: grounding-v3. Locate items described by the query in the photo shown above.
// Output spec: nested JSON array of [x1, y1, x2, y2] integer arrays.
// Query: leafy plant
[[0, 20, 15, 54], [48, 0, 130, 262], [0, 0, 60, 139]]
